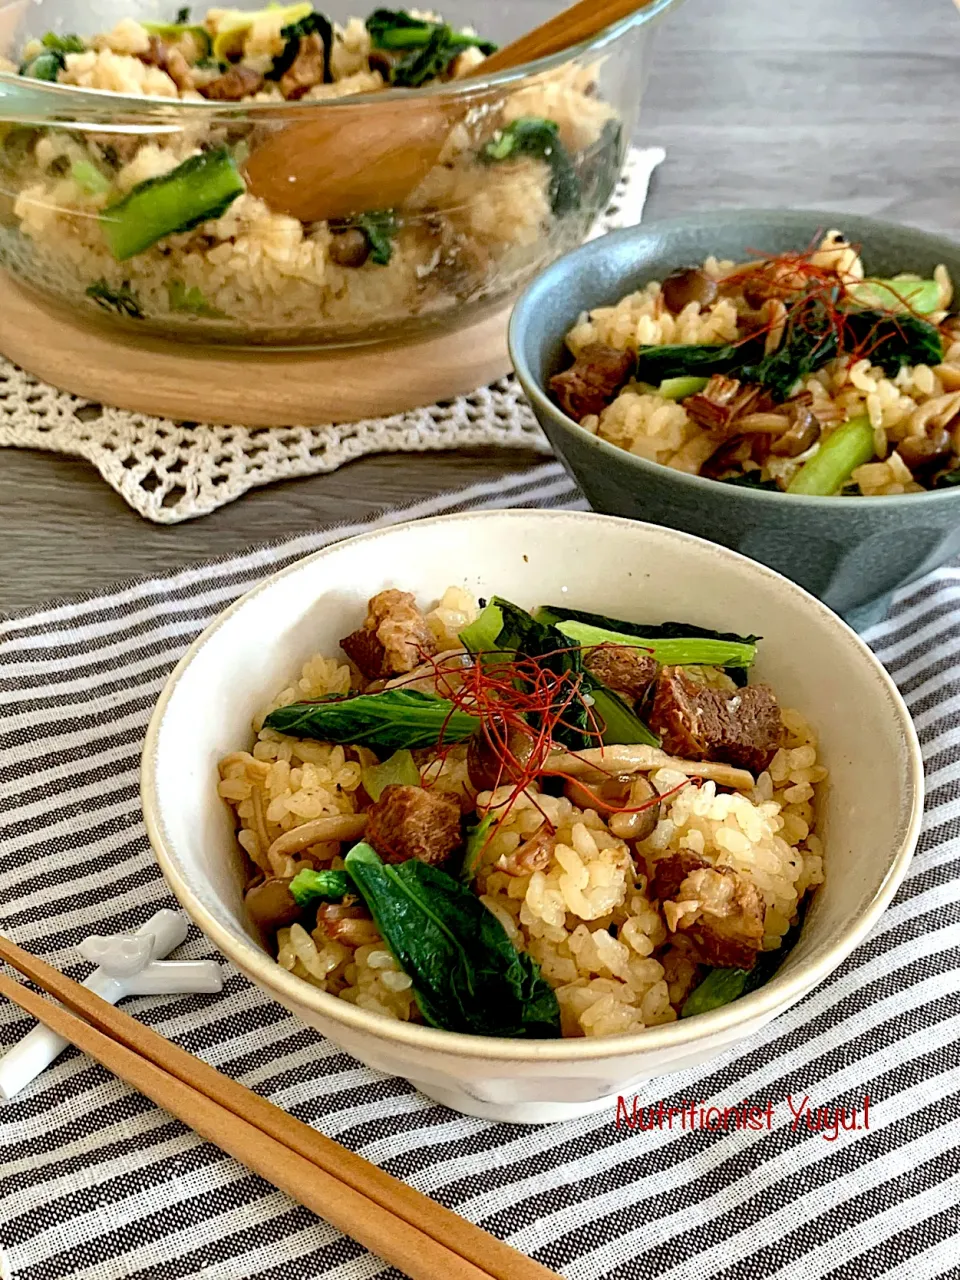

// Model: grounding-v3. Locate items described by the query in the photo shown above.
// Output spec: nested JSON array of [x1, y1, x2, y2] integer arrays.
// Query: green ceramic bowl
[[509, 209, 960, 629]]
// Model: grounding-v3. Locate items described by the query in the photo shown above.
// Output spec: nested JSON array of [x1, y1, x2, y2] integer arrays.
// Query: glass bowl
[[0, 0, 680, 348]]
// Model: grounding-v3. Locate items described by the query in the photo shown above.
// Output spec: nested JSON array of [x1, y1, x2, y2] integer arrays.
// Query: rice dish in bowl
[[0, 3, 639, 345], [216, 582, 827, 1041], [549, 230, 960, 496], [142, 509, 921, 1121]]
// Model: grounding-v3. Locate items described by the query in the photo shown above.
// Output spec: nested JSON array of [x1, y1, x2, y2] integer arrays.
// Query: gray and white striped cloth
[[1, 461, 958, 1280]]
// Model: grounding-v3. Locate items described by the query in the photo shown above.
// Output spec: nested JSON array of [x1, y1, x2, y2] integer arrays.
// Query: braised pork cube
[[648, 666, 782, 774], [653, 853, 765, 969], [140, 36, 195, 91], [365, 785, 462, 869], [549, 344, 634, 422], [279, 32, 326, 100], [684, 377, 772, 435], [584, 645, 658, 704], [199, 65, 265, 101], [340, 588, 437, 680]]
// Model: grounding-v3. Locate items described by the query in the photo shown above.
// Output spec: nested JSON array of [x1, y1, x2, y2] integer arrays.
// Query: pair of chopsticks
[[0, 933, 559, 1280]]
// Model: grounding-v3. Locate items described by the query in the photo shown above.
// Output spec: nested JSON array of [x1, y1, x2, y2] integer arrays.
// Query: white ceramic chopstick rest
[[0, 908, 223, 1100]]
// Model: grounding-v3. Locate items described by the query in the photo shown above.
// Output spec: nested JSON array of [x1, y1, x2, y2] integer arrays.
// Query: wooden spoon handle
[[476, 0, 663, 77]]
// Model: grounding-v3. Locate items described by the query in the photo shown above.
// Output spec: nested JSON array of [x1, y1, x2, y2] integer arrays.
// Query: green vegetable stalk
[[658, 376, 709, 401], [786, 414, 875, 496], [537, 606, 759, 685], [537, 607, 759, 650], [587, 683, 660, 749], [460, 813, 495, 882], [71, 159, 111, 197], [264, 688, 480, 753], [100, 148, 244, 262], [848, 277, 941, 315], [142, 19, 212, 57], [459, 602, 504, 656], [212, 2, 312, 61], [344, 843, 561, 1037], [19, 50, 66, 81], [680, 966, 752, 1017], [554, 619, 758, 672], [18, 28, 85, 79], [40, 31, 86, 54], [166, 280, 227, 318]]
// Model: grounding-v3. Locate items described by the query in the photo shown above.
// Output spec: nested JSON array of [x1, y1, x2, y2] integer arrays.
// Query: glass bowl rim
[[0, 0, 682, 121]]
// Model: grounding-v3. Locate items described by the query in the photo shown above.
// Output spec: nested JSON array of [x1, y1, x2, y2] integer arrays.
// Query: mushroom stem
[[545, 746, 755, 792], [266, 813, 368, 863], [250, 785, 272, 867], [735, 413, 791, 435]]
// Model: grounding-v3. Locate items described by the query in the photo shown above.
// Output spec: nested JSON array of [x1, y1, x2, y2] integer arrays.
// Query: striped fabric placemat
[[1, 462, 958, 1280]]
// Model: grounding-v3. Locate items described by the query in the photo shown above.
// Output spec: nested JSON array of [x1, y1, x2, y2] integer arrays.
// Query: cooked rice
[[464, 710, 825, 1037], [218, 652, 360, 877]]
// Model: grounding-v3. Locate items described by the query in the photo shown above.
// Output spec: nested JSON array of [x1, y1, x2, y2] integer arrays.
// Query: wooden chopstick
[[0, 938, 559, 1280], [0, 970, 482, 1280]]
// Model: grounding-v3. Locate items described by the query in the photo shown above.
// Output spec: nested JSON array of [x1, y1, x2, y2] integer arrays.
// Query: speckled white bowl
[[141, 510, 923, 1123]]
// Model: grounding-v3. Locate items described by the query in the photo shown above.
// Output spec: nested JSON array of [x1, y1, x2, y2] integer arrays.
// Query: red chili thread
[[718, 236, 946, 371], [381, 642, 705, 851]]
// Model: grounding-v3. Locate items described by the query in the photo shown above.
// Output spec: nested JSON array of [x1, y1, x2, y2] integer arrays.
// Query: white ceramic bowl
[[142, 510, 924, 1124]]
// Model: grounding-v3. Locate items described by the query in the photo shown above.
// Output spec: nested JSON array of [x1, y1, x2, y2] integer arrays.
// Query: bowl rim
[[141, 506, 924, 1063], [0, 0, 681, 119], [509, 208, 960, 511]]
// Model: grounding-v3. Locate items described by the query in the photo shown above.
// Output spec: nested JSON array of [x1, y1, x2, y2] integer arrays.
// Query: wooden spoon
[[243, 0, 661, 222]]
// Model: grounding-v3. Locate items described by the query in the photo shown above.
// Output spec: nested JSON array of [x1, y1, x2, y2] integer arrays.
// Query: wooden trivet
[[0, 273, 513, 427]]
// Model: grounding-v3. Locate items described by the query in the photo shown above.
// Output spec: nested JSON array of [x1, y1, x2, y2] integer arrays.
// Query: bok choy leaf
[[344, 843, 560, 1037], [488, 596, 589, 749], [264, 689, 480, 752], [288, 868, 350, 907]]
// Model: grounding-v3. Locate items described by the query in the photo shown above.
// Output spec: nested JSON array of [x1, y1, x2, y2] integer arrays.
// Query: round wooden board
[[0, 273, 514, 427]]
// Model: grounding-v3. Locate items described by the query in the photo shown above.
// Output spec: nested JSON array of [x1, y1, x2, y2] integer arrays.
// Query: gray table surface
[[2, 0, 958, 615]]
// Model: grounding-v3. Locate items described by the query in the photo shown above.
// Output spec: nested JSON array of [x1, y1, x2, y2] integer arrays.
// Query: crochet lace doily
[[0, 147, 664, 524]]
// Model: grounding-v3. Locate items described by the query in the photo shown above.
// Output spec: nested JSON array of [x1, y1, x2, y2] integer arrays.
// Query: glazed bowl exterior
[[509, 210, 960, 630], [0, 0, 680, 347], [141, 509, 923, 1123]]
